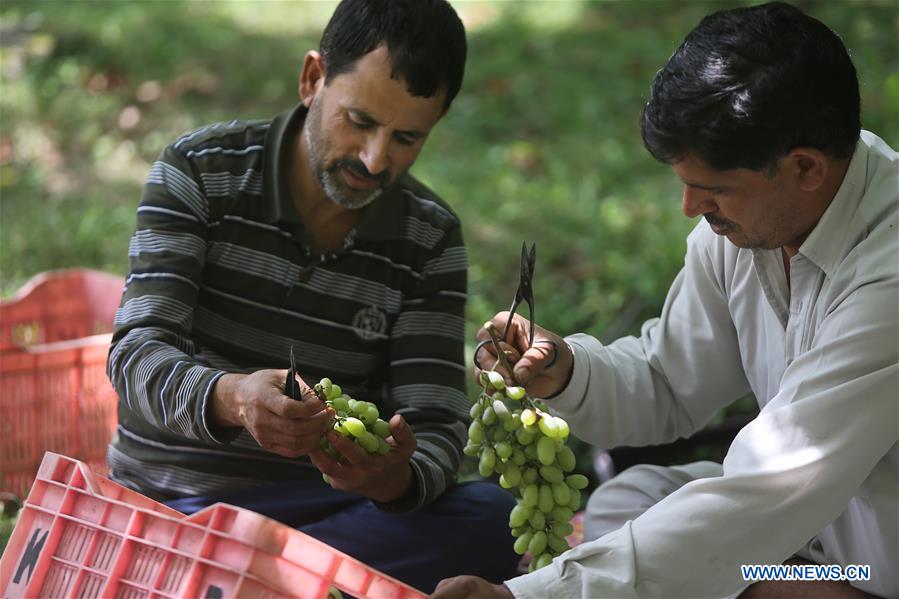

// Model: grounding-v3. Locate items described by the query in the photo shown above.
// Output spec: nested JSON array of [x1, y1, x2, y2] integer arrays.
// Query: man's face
[[672, 154, 815, 252], [303, 45, 446, 209]]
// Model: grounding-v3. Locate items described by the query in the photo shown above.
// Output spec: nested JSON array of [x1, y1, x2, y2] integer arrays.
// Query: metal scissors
[[285, 346, 302, 400], [474, 242, 536, 370]]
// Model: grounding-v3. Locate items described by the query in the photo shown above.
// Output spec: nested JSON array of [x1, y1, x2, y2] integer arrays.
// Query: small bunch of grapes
[[464, 370, 588, 572], [314, 378, 391, 474]]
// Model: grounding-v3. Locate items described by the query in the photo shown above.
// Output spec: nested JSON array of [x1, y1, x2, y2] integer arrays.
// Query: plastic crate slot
[[87, 531, 121, 572], [75, 570, 106, 598], [56, 521, 93, 563], [123, 542, 167, 585], [157, 553, 192, 594], [114, 581, 150, 599], [39, 560, 78, 597]]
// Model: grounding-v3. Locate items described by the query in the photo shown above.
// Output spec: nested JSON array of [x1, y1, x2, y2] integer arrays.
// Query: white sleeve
[[547, 226, 752, 448]]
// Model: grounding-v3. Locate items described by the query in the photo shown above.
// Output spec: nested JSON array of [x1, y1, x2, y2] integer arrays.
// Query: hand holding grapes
[[475, 311, 574, 399], [211, 369, 331, 458], [309, 413, 416, 502]]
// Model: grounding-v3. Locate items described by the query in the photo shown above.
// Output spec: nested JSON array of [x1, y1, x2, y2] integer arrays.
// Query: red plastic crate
[[1, 270, 125, 496], [1, 453, 428, 599]]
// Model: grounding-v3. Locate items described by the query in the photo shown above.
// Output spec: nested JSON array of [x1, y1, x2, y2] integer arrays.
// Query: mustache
[[331, 158, 389, 187], [704, 214, 735, 230]]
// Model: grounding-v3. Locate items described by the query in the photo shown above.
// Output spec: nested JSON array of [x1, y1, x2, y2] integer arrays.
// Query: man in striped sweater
[[106, 0, 518, 592]]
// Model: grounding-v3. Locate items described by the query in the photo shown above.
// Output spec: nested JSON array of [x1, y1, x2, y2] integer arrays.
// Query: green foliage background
[[0, 1, 896, 488]]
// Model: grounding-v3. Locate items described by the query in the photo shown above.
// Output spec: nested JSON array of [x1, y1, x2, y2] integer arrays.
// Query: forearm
[[210, 372, 246, 428]]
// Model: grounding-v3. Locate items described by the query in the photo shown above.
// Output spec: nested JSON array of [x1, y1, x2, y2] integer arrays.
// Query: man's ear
[[299, 50, 325, 108], [787, 148, 828, 192]]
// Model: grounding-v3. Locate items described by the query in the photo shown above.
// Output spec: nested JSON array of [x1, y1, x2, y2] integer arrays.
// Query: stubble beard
[[304, 102, 384, 210]]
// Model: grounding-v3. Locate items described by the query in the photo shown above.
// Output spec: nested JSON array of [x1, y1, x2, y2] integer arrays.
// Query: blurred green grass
[[2, 1, 895, 343]]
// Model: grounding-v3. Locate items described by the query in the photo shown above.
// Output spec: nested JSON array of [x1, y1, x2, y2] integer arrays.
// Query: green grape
[[553, 521, 574, 537], [469, 420, 485, 444], [523, 444, 539, 462], [372, 419, 391, 439], [503, 416, 521, 432], [539, 465, 564, 484], [534, 553, 553, 569], [492, 399, 512, 421], [376, 437, 390, 454], [513, 531, 533, 555], [344, 417, 366, 437], [550, 506, 574, 524], [479, 447, 497, 476], [557, 446, 576, 472], [538, 415, 560, 438], [520, 408, 538, 426], [509, 503, 533, 528], [359, 403, 379, 425], [331, 395, 350, 413], [547, 533, 570, 553], [327, 384, 342, 400], [566, 474, 589, 490], [469, 401, 483, 420], [552, 482, 571, 506], [481, 405, 497, 426], [487, 370, 506, 390], [357, 430, 379, 453], [538, 484, 555, 513], [522, 483, 539, 507], [491, 427, 508, 443], [505, 385, 526, 400], [495, 441, 513, 461], [528, 531, 548, 556], [522, 467, 539, 485], [511, 449, 526, 466], [567, 488, 581, 511], [528, 510, 545, 530], [463, 443, 480, 457], [537, 437, 556, 465], [515, 428, 536, 446], [511, 526, 528, 537]]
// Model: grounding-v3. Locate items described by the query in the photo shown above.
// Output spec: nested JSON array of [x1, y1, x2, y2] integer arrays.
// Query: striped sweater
[[107, 104, 469, 511]]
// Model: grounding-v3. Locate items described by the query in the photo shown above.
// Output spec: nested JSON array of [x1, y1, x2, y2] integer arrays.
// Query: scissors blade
[[285, 345, 301, 400]]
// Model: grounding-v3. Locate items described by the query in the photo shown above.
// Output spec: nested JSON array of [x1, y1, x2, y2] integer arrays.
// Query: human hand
[[475, 311, 573, 399], [211, 369, 331, 457], [430, 576, 514, 599], [309, 414, 417, 502]]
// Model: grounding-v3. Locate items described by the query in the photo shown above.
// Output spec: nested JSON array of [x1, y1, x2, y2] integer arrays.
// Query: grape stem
[[485, 321, 522, 387]]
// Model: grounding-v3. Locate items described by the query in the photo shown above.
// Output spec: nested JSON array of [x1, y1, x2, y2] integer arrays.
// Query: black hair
[[641, 2, 860, 172], [319, 0, 467, 111]]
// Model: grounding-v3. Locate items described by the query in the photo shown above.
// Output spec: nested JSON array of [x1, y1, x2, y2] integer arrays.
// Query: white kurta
[[507, 131, 898, 598]]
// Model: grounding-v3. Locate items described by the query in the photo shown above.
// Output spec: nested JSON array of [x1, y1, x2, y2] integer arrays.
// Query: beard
[[304, 100, 388, 210]]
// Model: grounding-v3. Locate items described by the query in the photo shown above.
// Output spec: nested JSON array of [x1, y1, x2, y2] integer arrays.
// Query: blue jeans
[[165, 479, 518, 593]]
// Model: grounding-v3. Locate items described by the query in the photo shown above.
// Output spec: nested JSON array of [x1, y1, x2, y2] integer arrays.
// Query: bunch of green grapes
[[464, 370, 588, 572], [314, 378, 391, 470]]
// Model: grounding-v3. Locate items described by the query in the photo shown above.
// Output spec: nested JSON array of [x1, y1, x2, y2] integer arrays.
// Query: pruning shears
[[474, 241, 537, 370]]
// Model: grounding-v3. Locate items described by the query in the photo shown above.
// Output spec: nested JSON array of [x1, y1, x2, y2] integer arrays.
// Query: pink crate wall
[[1, 453, 427, 599]]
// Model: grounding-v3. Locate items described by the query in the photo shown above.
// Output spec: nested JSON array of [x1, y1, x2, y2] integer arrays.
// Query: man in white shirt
[[433, 2, 897, 598]]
